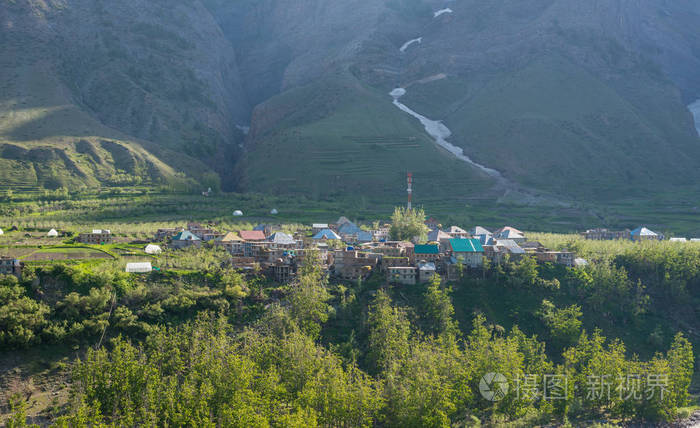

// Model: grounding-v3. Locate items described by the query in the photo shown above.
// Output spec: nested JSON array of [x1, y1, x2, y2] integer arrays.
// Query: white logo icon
[[479, 372, 509, 401]]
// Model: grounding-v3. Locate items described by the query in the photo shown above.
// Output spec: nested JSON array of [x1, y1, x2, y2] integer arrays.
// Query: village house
[[219, 232, 245, 255], [555, 251, 575, 267], [445, 226, 470, 240], [187, 223, 218, 240], [334, 216, 353, 231], [261, 250, 298, 283], [495, 239, 526, 260], [380, 255, 412, 272], [581, 228, 630, 240], [427, 229, 452, 247], [413, 244, 440, 264], [78, 229, 112, 245], [312, 228, 341, 241], [448, 238, 484, 268], [171, 230, 202, 249], [332, 249, 379, 281], [372, 224, 391, 242], [520, 241, 545, 252], [532, 249, 575, 267], [418, 261, 437, 283], [239, 230, 266, 242], [267, 232, 298, 249], [630, 227, 663, 241], [312, 224, 329, 235], [387, 266, 417, 285], [470, 226, 493, 244], [482, 244, 505, 264], [239, 230, 268, 257], [155, 228, 181, 241], [493, 227, 526, 243], [397, 241, 414, 260], [254, 224, 278, 237], [0, 256, 21, 278]]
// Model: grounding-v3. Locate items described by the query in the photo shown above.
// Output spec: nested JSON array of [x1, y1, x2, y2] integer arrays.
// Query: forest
[[0, 233, 698, 426]]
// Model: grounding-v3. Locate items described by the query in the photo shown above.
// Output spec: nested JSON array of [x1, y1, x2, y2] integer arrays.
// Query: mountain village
[[2, 212, 690, 287]]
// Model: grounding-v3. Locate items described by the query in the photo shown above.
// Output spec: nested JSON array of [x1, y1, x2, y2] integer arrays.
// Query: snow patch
[[389, 87, 406, 98], [400, 37, 422, 52], [390, 89, 502, 178], [433, 8, 453, 18], [689, 99, 700, 137], [236, 124, 250, 135]]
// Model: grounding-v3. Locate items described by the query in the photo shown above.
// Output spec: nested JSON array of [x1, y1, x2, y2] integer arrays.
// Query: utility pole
[[407, 172, 413, 210]]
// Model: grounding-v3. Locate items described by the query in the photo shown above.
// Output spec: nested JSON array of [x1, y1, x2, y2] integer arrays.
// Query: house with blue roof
[[313, 228, 341, 241], [267, 232, 297, 248]]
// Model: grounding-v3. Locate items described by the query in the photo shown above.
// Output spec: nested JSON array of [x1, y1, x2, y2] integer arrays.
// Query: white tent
[[233, 210, 244, 217], [126, 262, 152, 273], [47, 229, 58, 237], [0, 228, 4, 236], [144, 244, 162, 255], [270, 208, 279, 215]]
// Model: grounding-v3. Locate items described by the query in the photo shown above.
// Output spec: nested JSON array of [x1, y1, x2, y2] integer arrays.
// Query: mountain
[[2, 0, 700, 205], [0, 0, 248, 191]]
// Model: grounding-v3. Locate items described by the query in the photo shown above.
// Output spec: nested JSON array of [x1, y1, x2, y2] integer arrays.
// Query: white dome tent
[[144, 244, 162, 255], [233, 210, 244, 217], [270, 208, 279, 215], [47, 229, 58, 237]]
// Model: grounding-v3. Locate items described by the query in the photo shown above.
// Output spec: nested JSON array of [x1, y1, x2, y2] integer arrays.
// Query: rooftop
[[414, 244, 439, 254], [449, 238, 484, 253]]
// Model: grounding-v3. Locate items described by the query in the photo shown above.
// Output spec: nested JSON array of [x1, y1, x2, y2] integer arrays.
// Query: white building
[[47, 229, 59, 237], [126, 262, 152, 273]]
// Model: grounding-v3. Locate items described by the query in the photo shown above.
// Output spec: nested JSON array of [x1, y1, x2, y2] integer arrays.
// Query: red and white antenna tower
[[407, 172, 413, 210]]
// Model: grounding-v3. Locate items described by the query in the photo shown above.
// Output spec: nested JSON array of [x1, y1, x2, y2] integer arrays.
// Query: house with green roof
[[171, 230, 202, 250], [448, 238, 484, 268], [413, 244, 440, 263]]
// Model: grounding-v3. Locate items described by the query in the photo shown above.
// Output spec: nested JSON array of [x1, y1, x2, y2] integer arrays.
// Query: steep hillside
[[212, 0, 700, 202], [0, 0, 248, 190], [2, 0, 700, 204]]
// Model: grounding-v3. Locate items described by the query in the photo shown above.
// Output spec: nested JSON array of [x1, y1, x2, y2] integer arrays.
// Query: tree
[[422, 277, 459, 339], [390, 207, 429, 242], [0, 276, 50, 348], [536, 300, 582, 350], [666, 333, 694, 408], [366, 291, 410, 375], [288, 263, 331, 340]]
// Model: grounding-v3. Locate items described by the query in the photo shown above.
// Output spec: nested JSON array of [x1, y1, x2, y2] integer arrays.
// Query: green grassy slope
[[0, 50, 208, 192], [239, 75, 498, 206], [400, 56, 700, 200]]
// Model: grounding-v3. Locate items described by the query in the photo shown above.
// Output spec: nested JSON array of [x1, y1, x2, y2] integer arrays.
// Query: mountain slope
[[216, 0, 700, 202], [0, 0, 248, 191], [1, 0, 700, 204]]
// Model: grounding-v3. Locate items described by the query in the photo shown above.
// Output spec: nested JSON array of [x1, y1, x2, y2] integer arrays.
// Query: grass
[[240, 73, 498, 204], [400, 55, 700, 200]]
